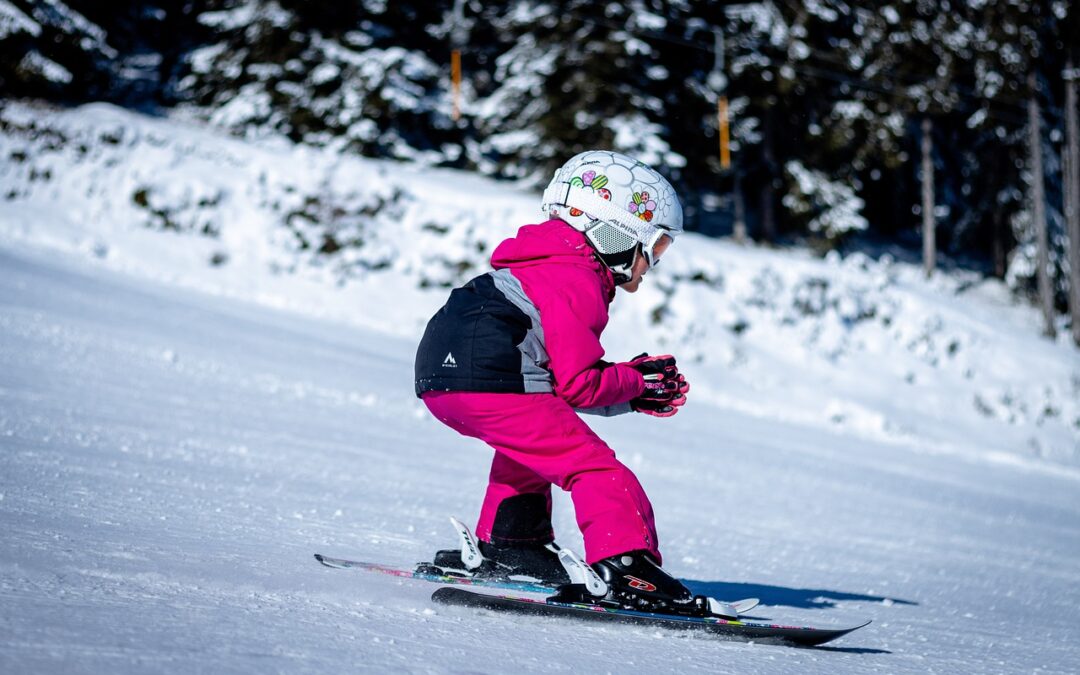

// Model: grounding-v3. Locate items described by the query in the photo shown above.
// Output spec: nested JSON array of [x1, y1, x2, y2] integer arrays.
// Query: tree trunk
[[733, 170, 747, 244], [993, 206, 1007, 279], [1065, 57, 1080, 346], [760, 101, 777, 243], [921, 117, 936, 278], [1028, 71, 1057, 339]]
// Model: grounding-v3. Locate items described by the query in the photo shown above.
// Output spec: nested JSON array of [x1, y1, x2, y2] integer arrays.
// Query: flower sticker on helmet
[[568, 170, 612, 217], [629, 190, 656, 222]]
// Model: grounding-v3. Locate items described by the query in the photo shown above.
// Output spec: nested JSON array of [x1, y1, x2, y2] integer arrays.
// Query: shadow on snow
[[682, 578, 917, 611]]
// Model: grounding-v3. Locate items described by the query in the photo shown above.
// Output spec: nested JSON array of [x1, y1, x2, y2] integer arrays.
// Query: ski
[[314, 554, 760, 616], [314, 554, 555, 594], [430, 587, 871, 647]]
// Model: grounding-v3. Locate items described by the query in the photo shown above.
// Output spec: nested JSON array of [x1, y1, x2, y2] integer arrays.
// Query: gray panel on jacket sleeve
[[575, 402, 634, 417]]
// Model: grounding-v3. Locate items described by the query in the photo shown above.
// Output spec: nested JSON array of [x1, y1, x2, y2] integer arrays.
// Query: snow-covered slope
[[1, 100, 1076, 471], [2, 234, 1079, 673], [1, 101, 1079, 672]]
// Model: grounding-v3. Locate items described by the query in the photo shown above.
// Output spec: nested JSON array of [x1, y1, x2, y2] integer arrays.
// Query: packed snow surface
[[1, 102, 1079, 673]]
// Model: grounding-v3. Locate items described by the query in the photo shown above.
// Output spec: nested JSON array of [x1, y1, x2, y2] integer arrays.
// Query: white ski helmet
[[541, 150, 683, 282]]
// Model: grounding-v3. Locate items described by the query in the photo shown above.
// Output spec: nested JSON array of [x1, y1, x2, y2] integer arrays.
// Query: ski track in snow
[[1, 245, 1079, 674]]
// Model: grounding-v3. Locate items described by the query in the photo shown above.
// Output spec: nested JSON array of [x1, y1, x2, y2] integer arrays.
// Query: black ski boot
[[421, 496, 571, 585], [481, 540, 571, 585], [426, 541, 570, 585], [547, 550, 752, 619], [588, 550, 707, 615]]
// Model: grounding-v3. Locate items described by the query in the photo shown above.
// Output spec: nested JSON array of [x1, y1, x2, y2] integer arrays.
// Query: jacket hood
[[490, 219, 615, 298]]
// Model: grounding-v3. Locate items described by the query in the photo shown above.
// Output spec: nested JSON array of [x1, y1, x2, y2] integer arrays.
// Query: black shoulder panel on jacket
[[415, 273, 532, 396]]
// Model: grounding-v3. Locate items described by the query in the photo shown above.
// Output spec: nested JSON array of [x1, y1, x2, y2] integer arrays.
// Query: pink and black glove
[[626, 353, 689, 418]]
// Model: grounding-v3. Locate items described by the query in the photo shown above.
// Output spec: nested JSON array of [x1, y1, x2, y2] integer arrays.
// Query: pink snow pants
[[423, 391, 661, 565]]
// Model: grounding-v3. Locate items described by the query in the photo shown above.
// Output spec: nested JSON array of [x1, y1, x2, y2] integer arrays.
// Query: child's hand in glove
[[626, 353, 689, 417]]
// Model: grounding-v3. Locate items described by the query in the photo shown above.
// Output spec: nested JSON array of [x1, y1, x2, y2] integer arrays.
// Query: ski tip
[[830, 619, 873, 639], [314, 553, 331, 566]]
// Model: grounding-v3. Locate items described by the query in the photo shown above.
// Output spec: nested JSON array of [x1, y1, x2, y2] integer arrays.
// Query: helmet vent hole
[[588, 222, 636, 254]]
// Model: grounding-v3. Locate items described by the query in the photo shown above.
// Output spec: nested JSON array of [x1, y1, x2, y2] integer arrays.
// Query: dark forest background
[[2, 0, 1079, 324]]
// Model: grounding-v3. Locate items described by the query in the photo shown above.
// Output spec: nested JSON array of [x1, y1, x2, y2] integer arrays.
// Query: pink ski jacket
[[414, 219, 644, 413]]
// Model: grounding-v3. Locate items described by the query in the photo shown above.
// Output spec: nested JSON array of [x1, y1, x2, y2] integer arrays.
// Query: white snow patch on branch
[[0, 0, 40, 39]]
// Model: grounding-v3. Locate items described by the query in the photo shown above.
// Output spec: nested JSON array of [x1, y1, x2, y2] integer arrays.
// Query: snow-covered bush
[[783, 160, 869, 242]]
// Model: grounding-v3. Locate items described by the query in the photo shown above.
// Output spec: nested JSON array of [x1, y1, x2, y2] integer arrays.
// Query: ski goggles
[[642, 231, 672, 269]]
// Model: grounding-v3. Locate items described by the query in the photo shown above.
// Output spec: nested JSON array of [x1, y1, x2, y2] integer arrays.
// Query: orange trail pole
[[718, 95, 730, 170], [451, 49, 462, 122]]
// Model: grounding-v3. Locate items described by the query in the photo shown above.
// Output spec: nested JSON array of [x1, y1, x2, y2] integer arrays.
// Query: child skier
[[414, 150, 701, 614]]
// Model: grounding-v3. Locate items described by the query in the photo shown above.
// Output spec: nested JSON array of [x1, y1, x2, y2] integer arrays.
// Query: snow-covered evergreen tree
[[2, 0, 1080, 324], [176, 0, 458, 160], [465, 1, 691, 183], [0, 0, 116, 100]]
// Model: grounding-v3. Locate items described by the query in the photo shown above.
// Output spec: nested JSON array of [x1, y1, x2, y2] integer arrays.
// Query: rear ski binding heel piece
[[421, 516, 570, 586]]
